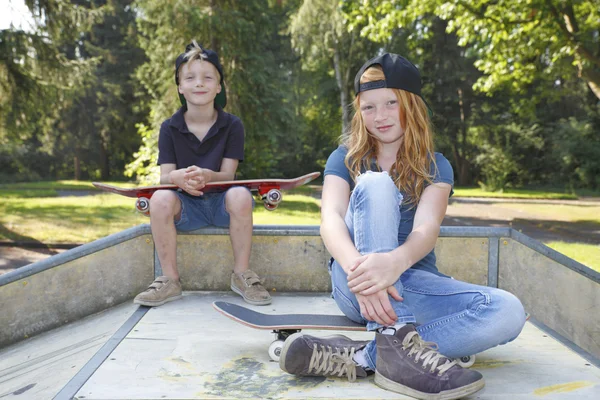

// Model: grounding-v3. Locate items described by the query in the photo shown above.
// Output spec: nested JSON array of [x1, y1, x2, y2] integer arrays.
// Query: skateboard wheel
[[264, 203, 278, 211], [268, 340, 284, 362], [456, 355, 475, 368], [266, 189, 282, 205], [136, 197, 150, 214]]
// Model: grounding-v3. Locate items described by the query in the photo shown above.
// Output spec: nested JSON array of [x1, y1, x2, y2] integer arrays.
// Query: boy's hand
[[183, 166, 210, 195], [169, 168, 204, 196]]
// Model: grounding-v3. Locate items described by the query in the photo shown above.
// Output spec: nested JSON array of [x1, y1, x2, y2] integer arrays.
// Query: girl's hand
[[356, 287, 403, 326], [347, 253, 403, 295]]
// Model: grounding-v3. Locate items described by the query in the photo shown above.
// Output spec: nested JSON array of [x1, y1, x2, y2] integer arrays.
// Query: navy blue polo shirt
[[158, 106, 244, 171]]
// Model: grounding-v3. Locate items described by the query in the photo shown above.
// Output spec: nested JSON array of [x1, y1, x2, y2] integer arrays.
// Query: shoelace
[[402, 332, 457, 375], [308, 344, 358, 382]]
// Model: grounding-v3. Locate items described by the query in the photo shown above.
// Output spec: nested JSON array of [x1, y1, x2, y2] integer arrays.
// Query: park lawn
[[544, 241, 600, 272], [497, 203, 600, 224], [453, 187, 578, 200], [0, 194, 148, 243], [0, 180, 138, 190], [0, 192, 320, 244]]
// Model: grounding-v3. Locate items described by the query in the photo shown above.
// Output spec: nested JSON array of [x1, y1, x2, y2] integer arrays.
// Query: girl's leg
[[401, 268, 527, 358], [330, 171, 415, 370]]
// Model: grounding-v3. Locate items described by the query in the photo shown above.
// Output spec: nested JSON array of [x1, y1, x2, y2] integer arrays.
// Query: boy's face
[[178, 59, 222, 107]]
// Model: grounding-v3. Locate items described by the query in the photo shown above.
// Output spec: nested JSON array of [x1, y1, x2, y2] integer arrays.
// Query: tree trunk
[[100, 130, 110, 180], [333, 46, 349, 135], [455, 87, 472, 185], [74, 154, 81, 181]]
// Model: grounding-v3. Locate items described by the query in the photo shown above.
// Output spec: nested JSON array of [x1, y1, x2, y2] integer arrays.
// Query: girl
[[278, 53, 526, 400]]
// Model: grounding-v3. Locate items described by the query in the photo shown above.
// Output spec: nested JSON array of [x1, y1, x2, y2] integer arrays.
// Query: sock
[[378, 323, 406, 335], [352, 349, 372, 371]]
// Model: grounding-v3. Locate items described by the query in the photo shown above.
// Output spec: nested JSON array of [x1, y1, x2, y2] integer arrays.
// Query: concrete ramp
[[0, 225, 598, 399], [1, 293, 599, 399]]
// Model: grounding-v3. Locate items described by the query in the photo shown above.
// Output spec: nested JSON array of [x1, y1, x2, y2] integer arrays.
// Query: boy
[[134, 41, 271, 307]]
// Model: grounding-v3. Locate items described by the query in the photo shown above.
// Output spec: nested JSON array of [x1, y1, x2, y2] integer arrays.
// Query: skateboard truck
[[258, 185, 282, 211], [135, 197, 151, 216]]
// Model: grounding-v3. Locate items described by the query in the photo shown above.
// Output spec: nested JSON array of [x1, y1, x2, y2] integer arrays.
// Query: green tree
[[290, 0, 383, 134], [0, 0, 105, 181], [343, 0, 600, 99]]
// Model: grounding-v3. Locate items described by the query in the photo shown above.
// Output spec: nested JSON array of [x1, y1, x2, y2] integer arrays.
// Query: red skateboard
[[92, 172, 320, 215]]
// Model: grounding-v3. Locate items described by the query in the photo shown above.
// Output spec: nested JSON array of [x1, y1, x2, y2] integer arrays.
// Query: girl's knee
[[491, 289, 526, 340], [226, 187, 253, 215], [353, 172, 402, 207]]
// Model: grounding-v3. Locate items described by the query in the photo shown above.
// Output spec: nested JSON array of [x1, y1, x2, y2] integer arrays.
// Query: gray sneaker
[[133, 276, 182, 307], [279, 332, 370, 382], [375, 325, 485, 400]]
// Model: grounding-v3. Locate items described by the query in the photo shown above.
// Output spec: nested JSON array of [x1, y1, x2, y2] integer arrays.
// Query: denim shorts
[[173, 187, 254, 231]]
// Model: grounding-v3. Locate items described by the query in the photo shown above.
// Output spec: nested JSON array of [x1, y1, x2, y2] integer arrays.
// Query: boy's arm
[[160, 164, 177, 185]]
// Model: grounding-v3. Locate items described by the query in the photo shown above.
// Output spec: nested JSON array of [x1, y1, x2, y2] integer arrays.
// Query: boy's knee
[[150, 190, 179, 216], [226, 187, 253, 215]]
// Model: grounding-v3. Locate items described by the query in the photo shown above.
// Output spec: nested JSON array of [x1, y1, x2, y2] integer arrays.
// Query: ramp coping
[[0, 225, 597, 287]]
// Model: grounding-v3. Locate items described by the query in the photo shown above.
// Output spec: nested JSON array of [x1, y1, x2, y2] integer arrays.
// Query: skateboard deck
[[212, 301, 531, 365], [93, 171, 320, 215], [212, 301, 366, 361], [212, 301, 366, 331]]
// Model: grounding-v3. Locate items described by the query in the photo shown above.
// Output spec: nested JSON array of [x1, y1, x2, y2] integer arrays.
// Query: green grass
[[498, 203, 600, 224], [453, 187, 578, 200], [0, 190, 320, 244], [0, 194, 148, 243], [545, 241, 600, 272]]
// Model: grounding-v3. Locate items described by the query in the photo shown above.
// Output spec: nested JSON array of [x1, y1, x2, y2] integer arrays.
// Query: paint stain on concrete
[[473, 359, 522, 369], [203, 357, 325, 399], [534, 381, 595, 396], [13, 383, 36, 395]]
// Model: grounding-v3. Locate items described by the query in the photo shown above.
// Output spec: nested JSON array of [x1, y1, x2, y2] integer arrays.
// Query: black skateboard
[[212, 301, 366, 361]]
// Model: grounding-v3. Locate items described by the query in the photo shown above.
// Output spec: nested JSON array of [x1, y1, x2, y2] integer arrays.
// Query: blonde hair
[[180, 40, 221, 80], [343, 65, 437, 206]]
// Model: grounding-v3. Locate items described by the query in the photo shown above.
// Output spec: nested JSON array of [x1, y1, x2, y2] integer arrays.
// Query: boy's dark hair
[[175, 40, 227, 108]]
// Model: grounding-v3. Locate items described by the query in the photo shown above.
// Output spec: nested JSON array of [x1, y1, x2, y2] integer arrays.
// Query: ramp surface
[[1, 293, 598, 399]]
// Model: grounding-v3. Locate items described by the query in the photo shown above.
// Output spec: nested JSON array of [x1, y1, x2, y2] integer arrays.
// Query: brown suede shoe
[[231, 270, 272, 305], [375, 325, 485, 400], [133, 276, 182, 307]]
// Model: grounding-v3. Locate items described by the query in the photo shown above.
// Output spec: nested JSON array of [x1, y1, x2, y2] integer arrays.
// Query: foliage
[[342, 0, 600, 99]]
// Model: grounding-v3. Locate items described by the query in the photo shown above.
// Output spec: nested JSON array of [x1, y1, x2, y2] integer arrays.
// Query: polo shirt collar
[[169, 106, 228, 140]]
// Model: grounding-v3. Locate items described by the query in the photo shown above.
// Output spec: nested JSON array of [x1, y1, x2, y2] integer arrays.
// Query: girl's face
[[359, 88, 403, 145], [178, 60, 221, 107]]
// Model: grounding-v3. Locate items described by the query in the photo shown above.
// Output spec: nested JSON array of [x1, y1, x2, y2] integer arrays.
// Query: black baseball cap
[[175, 42, 227, 108], [354, 53, 427, 109]]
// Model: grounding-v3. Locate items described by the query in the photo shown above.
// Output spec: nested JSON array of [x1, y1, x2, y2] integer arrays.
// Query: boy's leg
[[225, 187, 253, 274], [150, 190, 182, 280], [219, 187, 271, 305], [133, 190, 183, 307]]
